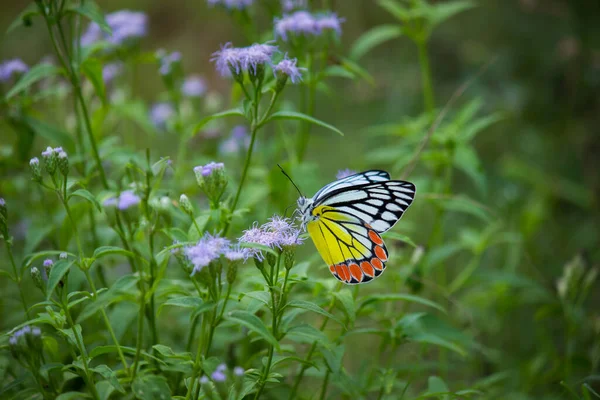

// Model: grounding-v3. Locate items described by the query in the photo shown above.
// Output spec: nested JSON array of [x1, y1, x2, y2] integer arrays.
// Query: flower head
[[181, 76, 207, 97], [0, 59, 28, 82], [200, 375, 210, 384], [336, 168, 356, 180], [233, 366, 245, 376], [195, 162, 224, 178], [224, 245, 249, 262], [211, 370, 226, 382], [81, 10, 147, 46], [59, 252, 68, 260], [185, 233, 230, 275], [238, 216, 303, 260], [103, 62, 123, 83], [220, 125, 250, 154], [274, 55, 304, 84], [104, 190, 141, 210], [150, 102, 175, 129], [211, 42, 278, 77], [29, 157, 39, 167], [315, 13, 344, 35], [159, 51, 181, 75], [274, 11, 343, 41]]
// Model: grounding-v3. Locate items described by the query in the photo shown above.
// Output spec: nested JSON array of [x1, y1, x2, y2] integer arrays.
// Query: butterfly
[[297, 170, 416, 284]]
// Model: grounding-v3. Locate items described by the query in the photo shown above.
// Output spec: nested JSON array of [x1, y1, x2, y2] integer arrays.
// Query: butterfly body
[[297, 171, 416, 285]]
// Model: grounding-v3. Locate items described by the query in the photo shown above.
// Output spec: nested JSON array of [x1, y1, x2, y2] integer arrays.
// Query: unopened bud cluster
[[193, 162, 227, 207]]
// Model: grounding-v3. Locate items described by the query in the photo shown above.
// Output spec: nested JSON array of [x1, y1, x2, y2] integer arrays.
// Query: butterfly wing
[[317, 180, 416, 233], [312, 170, 391, 204], [306, 205, 389, 284]]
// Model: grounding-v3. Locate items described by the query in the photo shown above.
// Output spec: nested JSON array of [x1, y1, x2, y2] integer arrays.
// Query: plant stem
[[5, 241, 30, 319], [318, 369, 330, 400], [416, 38, 435, 114]]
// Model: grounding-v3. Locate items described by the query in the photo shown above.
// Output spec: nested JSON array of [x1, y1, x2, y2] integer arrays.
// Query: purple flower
[[224, 246, 249, 261], [0, 59, 28, 82], [211, 370, 227, 382], [102, 62, 123, 83], [159, 51, 181, 75], [238, 216, 303, 260], [274, 55, 304, 83], [208, 0, 254, 9], [81, 10, 147, 46], [219, 125, 250, 154], [233, 366, 244, 376], [41, 147, 54, 157], [104, 190, 141, 210], [181, 76, 207, 97], [211, 42, 278, 77], [150, 102, 175, 129], [200, 375, 209, 384], [274, 11, 343, 41], [29, 157, 39, 166], [43, 259, 53, 268], [185, 233, 230, 275], [336, 169, 356, 180], [216, 363, 227, 372], [195, 162, 224, 177], [0, 198, 5, 207], [59, 252, 68, 260]]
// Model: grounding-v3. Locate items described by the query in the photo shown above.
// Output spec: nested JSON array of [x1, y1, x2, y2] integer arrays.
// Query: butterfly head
[[297, 196, 314, 230]]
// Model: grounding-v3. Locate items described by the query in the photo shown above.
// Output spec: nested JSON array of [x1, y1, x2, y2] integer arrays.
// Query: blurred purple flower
[[211, 42, 278, 77], [185, 233, 230, 275], [159, 51, 181, 75], [274, 11, 343, 41], [233, 366, 244, 376], [219, 125, 250, 154], [208, 0, 254, 9], [150, 102, 175, 129], [103, 190, 141, 210], [0, 59, 28, 82], [195, 162, 224, 177], [181, 76, 207, 97], [29, 157, 39, 167], [211, 370, 226, 382], [102, 62, 123, 83], [43, 259, 53, 268], [274, 55, 304, 83], [81, 10, 147, 46], [336, 169, 356, 179], [200, 375, 209, 384]]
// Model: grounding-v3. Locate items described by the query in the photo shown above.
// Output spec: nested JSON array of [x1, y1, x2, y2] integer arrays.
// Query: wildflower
[[31, 267, 44, 290], [274, 56, 304, 83], [216, 363, 227, 372], [81, 10, 147, 47], [233, 366, 244, 376], [57, 151, 69, 176], [41, 147, 62, 175], [158, 51, 181, 76], [0, 59, 28, 82], [207, 0, 254, 9], [179, 194, 194, 216], [102, 62, 123, 83], [211, 370, 226, 382], [59, 252, 68, 260], [194, 162, 227, 205], [185, 233, 230, 275], [200, 375, 210, 384], [336, 168, 356, 179], [224, 245, 248, 262], [43, 259, 53, 277], [104, 190, 141, 211], [239, 215, 303, 261], [219, 125, 250, 154], [274, 11, 343, 41], [149, 102, 175, 129], [211, 42, 278, 78], [181, 76, 206, 97]]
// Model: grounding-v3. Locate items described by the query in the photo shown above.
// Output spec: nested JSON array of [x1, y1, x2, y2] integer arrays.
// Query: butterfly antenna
[[278, 164, 304, 197]]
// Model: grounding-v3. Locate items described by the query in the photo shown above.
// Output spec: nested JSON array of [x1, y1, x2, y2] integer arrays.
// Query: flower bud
[[193, 162, 227, 206], [42, 147, 57, 175], [43, 259, 53, 278], [227, 262, 238, 284], [57, 151, 69, 176], [283, 247, 295, 271], [29, 158, 42, 182], [59, 252, 68, 260], [31, 267, 44, 290], [266, 252, 277, 268], [179, 194, 194, 216]]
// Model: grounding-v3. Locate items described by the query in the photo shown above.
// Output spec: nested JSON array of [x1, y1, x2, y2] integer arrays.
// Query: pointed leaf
[[263, 111, 344, 136], [7, 3, 41, 34], [190, 108, 245, 137], [46, 260, 75, 300], [284, 300, 342, 325], [22, 115, 75, 151], [69, 189, 102, 211], [224, 310, 279, 350], [92, 246, 134, 260], [333, 289, 356, 323], [350, 25, 402, 60], [66, 0, 111, 34], [360, 293, 446, 313], [5, 63, 63, 99]]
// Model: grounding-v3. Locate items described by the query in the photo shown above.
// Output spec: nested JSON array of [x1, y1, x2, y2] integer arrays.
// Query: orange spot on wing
[[360, 261, 375, 277], [349, 263, 362, 282], [371, 258, 384, 271], [374, 246, 387, 261], [340, 264, 352, 282], [329, 265, 337, 275], [368, 230, 384, 245]]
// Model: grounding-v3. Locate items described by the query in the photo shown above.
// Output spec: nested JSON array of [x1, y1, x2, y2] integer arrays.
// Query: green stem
[[416, 38, 435, 114], [5, 241, 30, 319], [318, 369, 330, 400]]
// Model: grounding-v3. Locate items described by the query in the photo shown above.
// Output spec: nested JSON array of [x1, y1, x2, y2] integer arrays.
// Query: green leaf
[[320, 344, 345, 373], [56, 393, 92, 400], [426, 376, 449, 399], [58, 324, 83, 348], [224, 310, 279, 350], [187, 214, 210, 241], [46, 260, 75, 300], [429, 1, 475, 28], [411, 333, 466, 357], [239, 242, 279, 257], [263, 111, 344, 136], [92, 365, 125, 393], [190, 108, 245, 138], [350, 25, 403, 60], [284, 300, 342, 325], [158, 296, 213, 316], [132, 375, 172, 400], [383, 232, 418, 248], [378, 0, 411, 21], [69, 189, 102, 211], [93, 246, 134, 260], [285, 324, 332, 348], [81, 58, 107, 104], [66, 0, 111, 34], [7, 3, 40, 33], [22, 115, 75, 151], [333, 289, 356, 323], [360, 293, 446, 314], [89, 345, 137, 359], [6, 63, 63, 100], [152, 344, 191, 360]]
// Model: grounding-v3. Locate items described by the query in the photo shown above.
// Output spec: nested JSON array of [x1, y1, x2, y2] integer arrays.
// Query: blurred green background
[[1, 0, 599, 398]]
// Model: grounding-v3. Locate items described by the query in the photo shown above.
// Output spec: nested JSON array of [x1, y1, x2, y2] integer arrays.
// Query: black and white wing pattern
[[317, 180, 416, 234], [312, 170, 390, 203]]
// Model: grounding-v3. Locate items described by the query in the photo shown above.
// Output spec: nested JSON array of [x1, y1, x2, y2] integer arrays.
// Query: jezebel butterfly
[[297, 170, 416, 284]]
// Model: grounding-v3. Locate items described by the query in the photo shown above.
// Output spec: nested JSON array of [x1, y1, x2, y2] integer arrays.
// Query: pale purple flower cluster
[[274, 55, 305, 83], [103, 190, 141, 210], [195, 162, 224, 177], [158, 51, 181, 75], [0, 59, 28, 82], [102, 62, 123, 83], [200, 363, 244, 383], [9, 325, 41, 346], [281, 0, 307, 12], [336, 168, 356, 179], [238, 215, 303, 260], [150, 102, 175, 129], [220, 125, 250, 154], [274, 11, 344, 41], [211, 42, 278, 77], [81, 10, 147, 46], [41, 146, 63, 158], [185, 233, 248, 275], [207, 0, 253, 9], [181, 76, 207, 97]]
